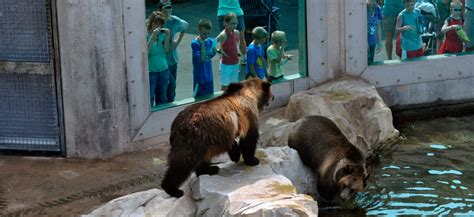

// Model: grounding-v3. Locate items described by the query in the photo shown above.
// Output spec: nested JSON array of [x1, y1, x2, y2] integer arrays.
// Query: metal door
[[0, 0, 64, 154]]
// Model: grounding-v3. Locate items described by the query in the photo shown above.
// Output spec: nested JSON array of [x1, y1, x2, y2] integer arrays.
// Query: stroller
[[239, 0, 281, 46], [416, 0, 439, 55]]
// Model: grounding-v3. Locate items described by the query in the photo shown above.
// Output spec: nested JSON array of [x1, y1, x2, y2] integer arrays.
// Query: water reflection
[[429, 143, 449, 149], [428, 169, 463, 175], [318, 115, 474, 216], [354, 115, 474, 216]]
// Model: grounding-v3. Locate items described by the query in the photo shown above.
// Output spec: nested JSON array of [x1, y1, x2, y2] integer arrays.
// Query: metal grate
[[0, 73, 60, 152], [0, 0, 51, 63], [239, 0, 275, 16]]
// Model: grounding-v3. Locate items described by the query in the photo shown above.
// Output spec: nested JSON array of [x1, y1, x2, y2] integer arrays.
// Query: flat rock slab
[[85, 147, 318, 217]]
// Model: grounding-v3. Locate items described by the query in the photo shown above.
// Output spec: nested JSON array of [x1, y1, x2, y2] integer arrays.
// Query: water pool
[[325, 115, 474, 216]]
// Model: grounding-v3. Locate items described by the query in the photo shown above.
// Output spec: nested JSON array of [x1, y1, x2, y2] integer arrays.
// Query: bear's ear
[[262, 81, 272, 91], [225, 82, 244, 95]]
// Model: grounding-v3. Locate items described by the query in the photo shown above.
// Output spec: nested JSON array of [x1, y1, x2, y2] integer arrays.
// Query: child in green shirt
[[267, 31, 293, 81]]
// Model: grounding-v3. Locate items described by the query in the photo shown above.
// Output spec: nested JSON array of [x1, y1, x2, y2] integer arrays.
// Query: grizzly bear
[[161, 78, 274, 198], [288, 115, 369, 202]]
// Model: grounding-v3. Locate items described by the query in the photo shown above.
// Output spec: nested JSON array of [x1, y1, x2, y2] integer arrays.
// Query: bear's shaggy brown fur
[[161, 78, 273, 198], [288, 115, 369, 201]]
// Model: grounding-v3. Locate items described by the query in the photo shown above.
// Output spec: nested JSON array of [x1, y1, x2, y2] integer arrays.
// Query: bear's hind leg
[[227, 141, 241, 162], [240, 126, 260, 166], [161, 157, 195, 198], [195, 161, 220, 176]]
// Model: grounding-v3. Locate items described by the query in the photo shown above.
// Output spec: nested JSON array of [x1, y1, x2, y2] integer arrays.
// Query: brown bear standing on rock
[[161, 78, 274, 198], [288, 115, 369, 202]]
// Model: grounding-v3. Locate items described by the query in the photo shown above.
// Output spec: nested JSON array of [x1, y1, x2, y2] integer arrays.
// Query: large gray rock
[[83, 188, 196, 217], [264, 147, 318, 195], [192, 147, 318, 216], [259, 117, 296, 148], [85, 147, 318, 217], [284, 77, 399, 155], [193, 174, 317, 217]]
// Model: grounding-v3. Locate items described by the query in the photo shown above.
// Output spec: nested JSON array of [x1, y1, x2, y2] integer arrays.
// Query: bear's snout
[[339, 175, 366, 201], [340, 188, 352, 201]]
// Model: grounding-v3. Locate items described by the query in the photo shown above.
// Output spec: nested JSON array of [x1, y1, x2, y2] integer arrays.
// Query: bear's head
[[336, 163, 369, 201], [224, 78, 274, 111]]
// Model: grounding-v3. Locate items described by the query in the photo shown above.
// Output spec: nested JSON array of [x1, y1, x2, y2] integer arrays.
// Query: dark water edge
[[321, 115, 474, 216]]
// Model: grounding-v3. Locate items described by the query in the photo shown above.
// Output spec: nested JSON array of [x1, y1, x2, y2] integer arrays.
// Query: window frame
[[344, 1, 474, 103], [125, 0, 328, 141]]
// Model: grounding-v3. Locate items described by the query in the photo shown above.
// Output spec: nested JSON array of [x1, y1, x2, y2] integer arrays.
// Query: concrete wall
[[57, 0, 131, 158], [56, 0, 474, 158]]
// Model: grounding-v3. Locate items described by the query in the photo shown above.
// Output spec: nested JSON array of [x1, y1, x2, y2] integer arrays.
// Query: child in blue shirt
[[191, 19, 217, 97], [246, 27, 268, 79], [367, 0, 383, 63]]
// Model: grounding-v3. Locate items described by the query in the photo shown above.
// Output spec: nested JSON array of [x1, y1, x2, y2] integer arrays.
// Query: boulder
[[83, 186, 196, 217], [193, 174, 318, 216], [284, 77, 399, 155], [85, 147, 318, 217], [259, 117, 296, 148], [192, 147, 318, 216], [264, 147, 318, 195]]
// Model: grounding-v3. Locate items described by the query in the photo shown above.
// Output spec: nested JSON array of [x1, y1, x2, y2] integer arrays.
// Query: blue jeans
[[149, 69, 170, 106], [166, 64, 177, 103], [193, 81, 214, 98], [368, 45, 376, 63]]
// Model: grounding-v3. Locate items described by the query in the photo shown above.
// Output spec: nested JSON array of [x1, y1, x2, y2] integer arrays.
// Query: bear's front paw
[[161, 183, 184, 198], [244, 157, 260, 166], [168, 189, 184, 198], [208, 166, 220, 175], [228, 151, 241, 162], [196, 165, 220, 176]]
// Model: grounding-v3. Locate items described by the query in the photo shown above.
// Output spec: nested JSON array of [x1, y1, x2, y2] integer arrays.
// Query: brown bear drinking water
[[161, 78, 273, 198], [288, 115, 369, 202]]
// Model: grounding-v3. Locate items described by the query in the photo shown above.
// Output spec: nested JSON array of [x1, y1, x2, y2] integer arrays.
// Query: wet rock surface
[[261, 77, 400, 157], [85, 147, 318, 216]]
